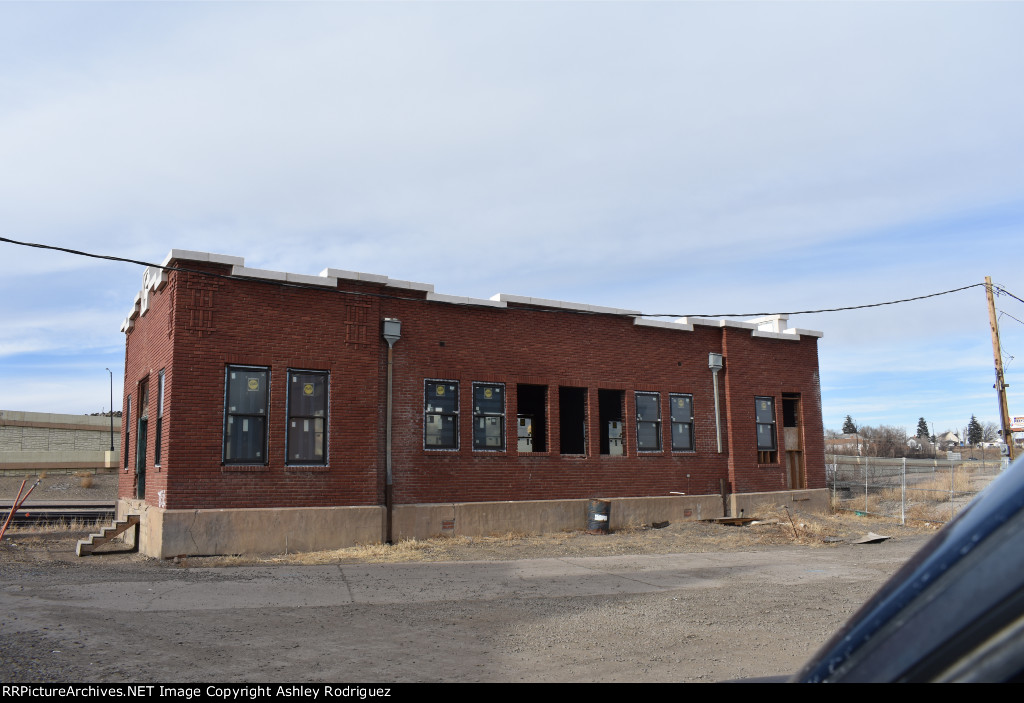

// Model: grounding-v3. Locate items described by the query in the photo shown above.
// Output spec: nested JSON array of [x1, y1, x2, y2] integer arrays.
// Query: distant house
[[935, 431, 960, 449], [826, 433, 861, 456], [907, 436, 928, 451]]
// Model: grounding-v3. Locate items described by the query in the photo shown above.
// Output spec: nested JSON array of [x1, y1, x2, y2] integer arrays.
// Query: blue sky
[[1, 1, 1022, 438]]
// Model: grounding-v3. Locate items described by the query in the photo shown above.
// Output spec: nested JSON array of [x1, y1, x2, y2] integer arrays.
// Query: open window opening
[[598, 389, 624, 456], [516, 384, 547, 453], [559, 386, 587, 455]]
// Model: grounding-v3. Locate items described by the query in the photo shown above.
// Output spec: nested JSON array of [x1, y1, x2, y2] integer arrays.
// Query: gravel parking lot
[[0, 509, 932, 683]]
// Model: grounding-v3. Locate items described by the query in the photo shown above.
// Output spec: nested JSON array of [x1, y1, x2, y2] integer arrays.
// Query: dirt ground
[[0, 471, 939, 683]]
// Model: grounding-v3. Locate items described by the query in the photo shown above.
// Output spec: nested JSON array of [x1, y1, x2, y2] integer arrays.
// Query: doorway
[[136, 380, 149, 499], [783, 393, 804, 489]]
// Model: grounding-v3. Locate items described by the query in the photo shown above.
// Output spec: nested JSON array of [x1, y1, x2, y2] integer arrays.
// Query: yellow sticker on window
[[436, 385, 445, 396], [247, 378, 259, 391], [303, 383, 314, 396], [677, 398, 685, 407], [483, 388, 493, 399]]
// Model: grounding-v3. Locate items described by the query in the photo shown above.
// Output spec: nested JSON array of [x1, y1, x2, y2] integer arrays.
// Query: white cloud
[[0, 2, 1022, 420]]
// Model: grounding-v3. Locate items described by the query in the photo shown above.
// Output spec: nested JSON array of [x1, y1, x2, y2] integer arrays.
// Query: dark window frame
[[223, 365, 270, 465], [472, 382, 506, 452], [286, 369, 329, 466], [424, 379, 459, 451], [756, 396, 778, 463], [670, 393, 694, 451], [635, 391, 662, 452]]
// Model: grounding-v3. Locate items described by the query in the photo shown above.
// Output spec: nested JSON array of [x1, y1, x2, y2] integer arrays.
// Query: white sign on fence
[[947, 452, 962, 461]]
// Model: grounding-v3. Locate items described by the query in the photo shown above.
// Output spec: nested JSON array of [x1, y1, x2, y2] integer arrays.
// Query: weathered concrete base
[[730, 488, 830, 517], [117, 489, 830, 558], [118, 499, 383, 559], [392, 494, 725, 541]]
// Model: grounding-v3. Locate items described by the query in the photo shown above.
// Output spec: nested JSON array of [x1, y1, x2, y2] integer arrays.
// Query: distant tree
[[967, 415, 984, 446], [916, 417, 929, 438], [982, 421, 1000, 442], [842, 415, 858, 434]]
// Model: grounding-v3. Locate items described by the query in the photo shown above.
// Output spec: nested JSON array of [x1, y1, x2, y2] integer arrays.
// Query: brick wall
[[120, 258, 825, 510]]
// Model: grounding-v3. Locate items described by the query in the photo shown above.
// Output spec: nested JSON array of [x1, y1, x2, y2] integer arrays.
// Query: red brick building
[[118, 250, 826, 557]]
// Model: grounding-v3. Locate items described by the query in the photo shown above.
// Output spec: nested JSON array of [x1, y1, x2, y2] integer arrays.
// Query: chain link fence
[[827, 454, 1008, 524]]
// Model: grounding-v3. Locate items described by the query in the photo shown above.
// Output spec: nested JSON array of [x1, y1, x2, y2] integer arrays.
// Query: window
[[599, 389, 625, 456], [472, 383, 505, 451], [670, 394, 694, 451], [155, 370, 165, 466], [558, 386, 587, 455], [516, 384, 547, 452], [224, 366, 269, 464], [136, 381, 148, 472], [287, 370, 328, 464], [756, 396, 777, 463], [635, 392, 662, 451], [425, 380, 458, 449]]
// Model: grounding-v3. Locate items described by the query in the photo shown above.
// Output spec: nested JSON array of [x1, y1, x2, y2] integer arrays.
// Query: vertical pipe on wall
[[709, 353, 724, 453], [382, 318, 402, 545], [385, 345, 394, 544]]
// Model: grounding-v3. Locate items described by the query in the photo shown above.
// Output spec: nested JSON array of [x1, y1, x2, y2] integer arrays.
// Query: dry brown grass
[[75, 471, 95, 489], [910, 472, 972, 502], [4, 517, 107, 534]]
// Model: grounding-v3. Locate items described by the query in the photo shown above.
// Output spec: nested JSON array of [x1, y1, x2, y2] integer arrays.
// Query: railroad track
[[0, 501, 115, 527]]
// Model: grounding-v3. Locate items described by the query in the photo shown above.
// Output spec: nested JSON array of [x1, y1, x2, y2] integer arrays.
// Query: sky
[[1, 1, 1022, 439]]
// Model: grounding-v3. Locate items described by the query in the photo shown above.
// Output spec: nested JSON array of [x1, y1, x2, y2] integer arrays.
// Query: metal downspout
[[386, 344, 394, 544], [382, 318, 402, 545]]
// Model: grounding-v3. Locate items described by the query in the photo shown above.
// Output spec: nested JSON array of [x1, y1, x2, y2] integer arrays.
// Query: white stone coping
[[161, 250, 245, 268], [489, 293, 642, 316], [633, 318, 695, 331], [634, 316, 823, 340], [426, 292, 506, 308], [320, 268, 390, 285], [229, 265, 340, 289]]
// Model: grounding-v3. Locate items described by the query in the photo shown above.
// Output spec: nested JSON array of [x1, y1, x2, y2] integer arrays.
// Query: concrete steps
[[76, 514, 140, 556]]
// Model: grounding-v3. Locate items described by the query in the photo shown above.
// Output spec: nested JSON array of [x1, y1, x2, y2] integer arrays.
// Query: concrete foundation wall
[[729, 488, 829, 517], [119, 499, 383, 558], [395, 494, 725, 540], [120, 489, 828, 558]]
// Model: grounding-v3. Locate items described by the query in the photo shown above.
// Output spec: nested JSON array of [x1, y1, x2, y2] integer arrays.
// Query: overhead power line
[[0, 235, 1014, 319]]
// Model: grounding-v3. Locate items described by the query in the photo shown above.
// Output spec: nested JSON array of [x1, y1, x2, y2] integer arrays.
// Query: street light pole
[[105, 368, 114, 452]]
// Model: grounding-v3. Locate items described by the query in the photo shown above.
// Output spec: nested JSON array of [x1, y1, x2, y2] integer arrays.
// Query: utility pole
[[985, 277, 1016, 461]]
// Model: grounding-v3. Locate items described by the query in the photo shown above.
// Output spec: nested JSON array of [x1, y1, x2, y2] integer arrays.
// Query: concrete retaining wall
[[1, 410, 120, 472]]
